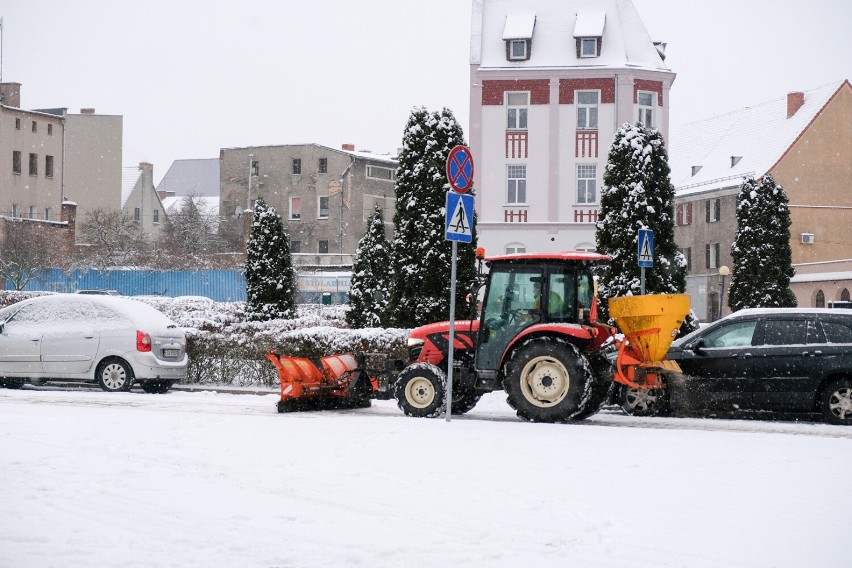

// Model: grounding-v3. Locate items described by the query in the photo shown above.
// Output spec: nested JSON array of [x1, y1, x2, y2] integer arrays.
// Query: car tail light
[[136, 330, 152, 352]]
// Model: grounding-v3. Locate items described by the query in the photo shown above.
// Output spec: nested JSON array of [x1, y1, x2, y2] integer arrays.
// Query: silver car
[[0, 294, 187, 393]]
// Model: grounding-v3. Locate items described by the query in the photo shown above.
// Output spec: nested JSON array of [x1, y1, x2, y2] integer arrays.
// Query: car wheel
[[618, 384, 667, 417], [503, 337, 593, 423], [0, 378, 25, 389], [394, 363, 446, 418], [820, 378, 852, 425], [140, 380, 173, 394], [96, 358, 134, 392]]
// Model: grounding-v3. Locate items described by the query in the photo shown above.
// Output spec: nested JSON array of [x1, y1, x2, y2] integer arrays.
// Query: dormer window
[[580, 38, 598, 57], [509, 39, 529, 60], [573, 11, 605, 59], [503, 12, 535, 62]]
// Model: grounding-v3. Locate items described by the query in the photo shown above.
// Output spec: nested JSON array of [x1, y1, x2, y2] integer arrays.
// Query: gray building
[[219, 143, 397, 266], [0, 83, 64, 221]]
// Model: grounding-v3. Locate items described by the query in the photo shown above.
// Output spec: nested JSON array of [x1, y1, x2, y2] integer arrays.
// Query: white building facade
[[469, 0, 675, 255]]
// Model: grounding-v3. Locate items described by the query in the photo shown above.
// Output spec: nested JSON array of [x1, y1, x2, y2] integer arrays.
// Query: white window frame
[[638, 91, 655, 128], [505, 244, 527, 255], [29, 206, 36, 219], [134, 207, 141, 222], [317, 195, 330, 219], [11, 204, 19, 218], [706, 198, 720, 223], [153, 209, 159, 224], [289, 196, 301, 221], [506, 92, 529, 130], [576, 91, 599, 129], [366, 165, 396, 182], [44, 207, 51, 221], [580, 38, 598, 58], [507, 165, 527, 204], [508, 39, 528, 60], [707, 243, 720, 269], [577, 164, 597, 204]]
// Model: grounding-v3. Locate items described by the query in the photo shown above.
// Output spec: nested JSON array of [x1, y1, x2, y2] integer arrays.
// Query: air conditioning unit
[[800, 232, 815, 245]]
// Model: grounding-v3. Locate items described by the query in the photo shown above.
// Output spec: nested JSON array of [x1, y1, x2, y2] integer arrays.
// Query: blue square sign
[[445, 193, 474, 243]]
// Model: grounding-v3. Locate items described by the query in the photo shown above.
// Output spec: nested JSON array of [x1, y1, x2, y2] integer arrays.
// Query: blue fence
[[7, 269, 353, 304]]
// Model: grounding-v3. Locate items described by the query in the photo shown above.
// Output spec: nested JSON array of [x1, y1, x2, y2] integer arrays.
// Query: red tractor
[[393, 251, 618, 422]]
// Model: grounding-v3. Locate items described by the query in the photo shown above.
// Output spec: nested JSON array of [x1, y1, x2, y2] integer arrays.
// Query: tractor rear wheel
[[503, 337, 593, 423], [394, 363, 446, 418]]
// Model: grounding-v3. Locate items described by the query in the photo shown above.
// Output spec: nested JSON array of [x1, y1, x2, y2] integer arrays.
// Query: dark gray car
[[619, 308, 852, 425]]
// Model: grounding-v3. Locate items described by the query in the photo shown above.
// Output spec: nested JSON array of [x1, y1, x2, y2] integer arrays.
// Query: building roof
[[220, 143, 397, 165], [472, 0, 668, 71], [670, 80, 848, 197], [156, 159, 220, 197], [121, 167, 142, 208]]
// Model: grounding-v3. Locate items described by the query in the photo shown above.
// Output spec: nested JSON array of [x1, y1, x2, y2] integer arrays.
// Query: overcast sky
[[3, 0, 850, 185]]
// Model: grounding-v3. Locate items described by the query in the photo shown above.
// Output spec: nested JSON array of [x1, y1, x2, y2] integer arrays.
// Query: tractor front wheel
[[394, 363, 446, 418], [503, 337, 593, 423]]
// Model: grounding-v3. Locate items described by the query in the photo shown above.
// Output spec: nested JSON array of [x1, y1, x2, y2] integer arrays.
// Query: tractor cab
[[474, 251, 608, 376]]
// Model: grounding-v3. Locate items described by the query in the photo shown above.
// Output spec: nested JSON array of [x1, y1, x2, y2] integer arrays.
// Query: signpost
[[638, 228, 654, 295], [444, 147, 475, 422]]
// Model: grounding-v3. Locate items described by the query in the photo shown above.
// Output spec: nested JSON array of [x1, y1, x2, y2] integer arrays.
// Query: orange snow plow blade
[[267, 351, 374, 413], [608, 294, 691, 389]]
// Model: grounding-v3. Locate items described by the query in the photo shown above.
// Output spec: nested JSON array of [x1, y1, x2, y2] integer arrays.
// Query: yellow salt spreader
[[608, 294, 692, 392]]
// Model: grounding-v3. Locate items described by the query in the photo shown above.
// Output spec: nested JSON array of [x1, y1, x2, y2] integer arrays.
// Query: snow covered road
[[2, 388, 850, 568]]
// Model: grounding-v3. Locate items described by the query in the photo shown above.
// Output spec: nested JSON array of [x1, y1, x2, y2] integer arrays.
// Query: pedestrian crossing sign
[[638, 228, 654, 268], [445, 192, 474, 243]]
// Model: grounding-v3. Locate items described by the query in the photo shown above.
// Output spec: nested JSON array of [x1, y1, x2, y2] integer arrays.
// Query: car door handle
[[84, 336, 94, 339], [806, 350, 823, 356], [30, 338, 40, 342]]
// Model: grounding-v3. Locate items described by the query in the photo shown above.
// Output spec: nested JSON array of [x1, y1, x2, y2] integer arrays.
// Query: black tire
[[451, 389, 482, 415], [573, 349, 617, 420], [820, 378, 852, 425], [0, 378, 25, 389], [618, 384, 667, 417], [394, 363, 446, 418], [503, 337, 593, 423], [96, 358, 134, 392], [140, 380, 173, 394]]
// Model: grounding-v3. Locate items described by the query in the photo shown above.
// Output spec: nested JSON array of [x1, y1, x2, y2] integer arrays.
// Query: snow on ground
[[2, 387, 850, 568]]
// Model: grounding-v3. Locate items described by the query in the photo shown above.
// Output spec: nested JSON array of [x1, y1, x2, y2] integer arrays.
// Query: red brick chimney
[[341, 143, 356, 151], [787, 92, 805, 118], [61, 201, 77, 252], [0, 82, 22, 108]]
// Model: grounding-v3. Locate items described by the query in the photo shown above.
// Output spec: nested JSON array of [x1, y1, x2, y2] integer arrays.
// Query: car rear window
[[763, 319, 809, 345], [822, 321, 852, 344]]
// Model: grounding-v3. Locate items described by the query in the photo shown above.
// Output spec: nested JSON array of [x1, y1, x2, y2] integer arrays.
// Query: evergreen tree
[[596, 123, 688, 321], [347, 206, 392, 328], [728, 175, 797, 310], [244, 198, 297, 320], [388, 107, 477, 328]]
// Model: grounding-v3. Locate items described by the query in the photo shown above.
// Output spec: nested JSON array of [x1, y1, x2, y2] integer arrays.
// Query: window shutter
[[715, 199, 721, 221], [687, 203, 693, 225], [676, 204, 682, 225], [715, 243, 720, 267], [705, 201, 711, 223], [705, 244, 710, 269]]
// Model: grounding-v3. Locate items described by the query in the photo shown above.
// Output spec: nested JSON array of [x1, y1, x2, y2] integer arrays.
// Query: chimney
[[80, 108, 96, 114], [0, 82, 22, 108], [787, 92, 804, 118], [138, 162, 153, 171], [341, 143, 356, 151]]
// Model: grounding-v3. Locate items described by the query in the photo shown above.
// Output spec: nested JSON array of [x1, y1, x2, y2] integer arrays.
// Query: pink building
[[469, 0, 674, 255]]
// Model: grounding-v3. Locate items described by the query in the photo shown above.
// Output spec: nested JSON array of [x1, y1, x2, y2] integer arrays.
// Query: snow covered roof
[[573, 11, 606, 37], [162, 196, 220, 217], [156, 159, 220, 197], [502, 12, 536, 40], [121, 167, 142, 208], [670, 80, 846, 197], [473, 0, 668, 71], [790, 270, 852, 284]]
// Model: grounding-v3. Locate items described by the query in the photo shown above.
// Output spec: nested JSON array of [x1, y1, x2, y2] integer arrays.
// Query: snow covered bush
[[388, 107, 477, 328], [728, 175, 797, 310], [244, 198, 297, 321]]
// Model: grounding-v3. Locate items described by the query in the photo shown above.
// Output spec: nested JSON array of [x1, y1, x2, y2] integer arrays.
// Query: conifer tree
[[388, 107, 477, 328], [347, 206, 392, 328], [245, 198, 297, 320], [596, 123, 688, 322], [728, 175, 797, 310]]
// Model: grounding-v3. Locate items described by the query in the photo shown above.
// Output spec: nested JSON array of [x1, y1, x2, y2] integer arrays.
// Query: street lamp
[[718, 265, 730, 320], [246, 153, 254, 212]]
